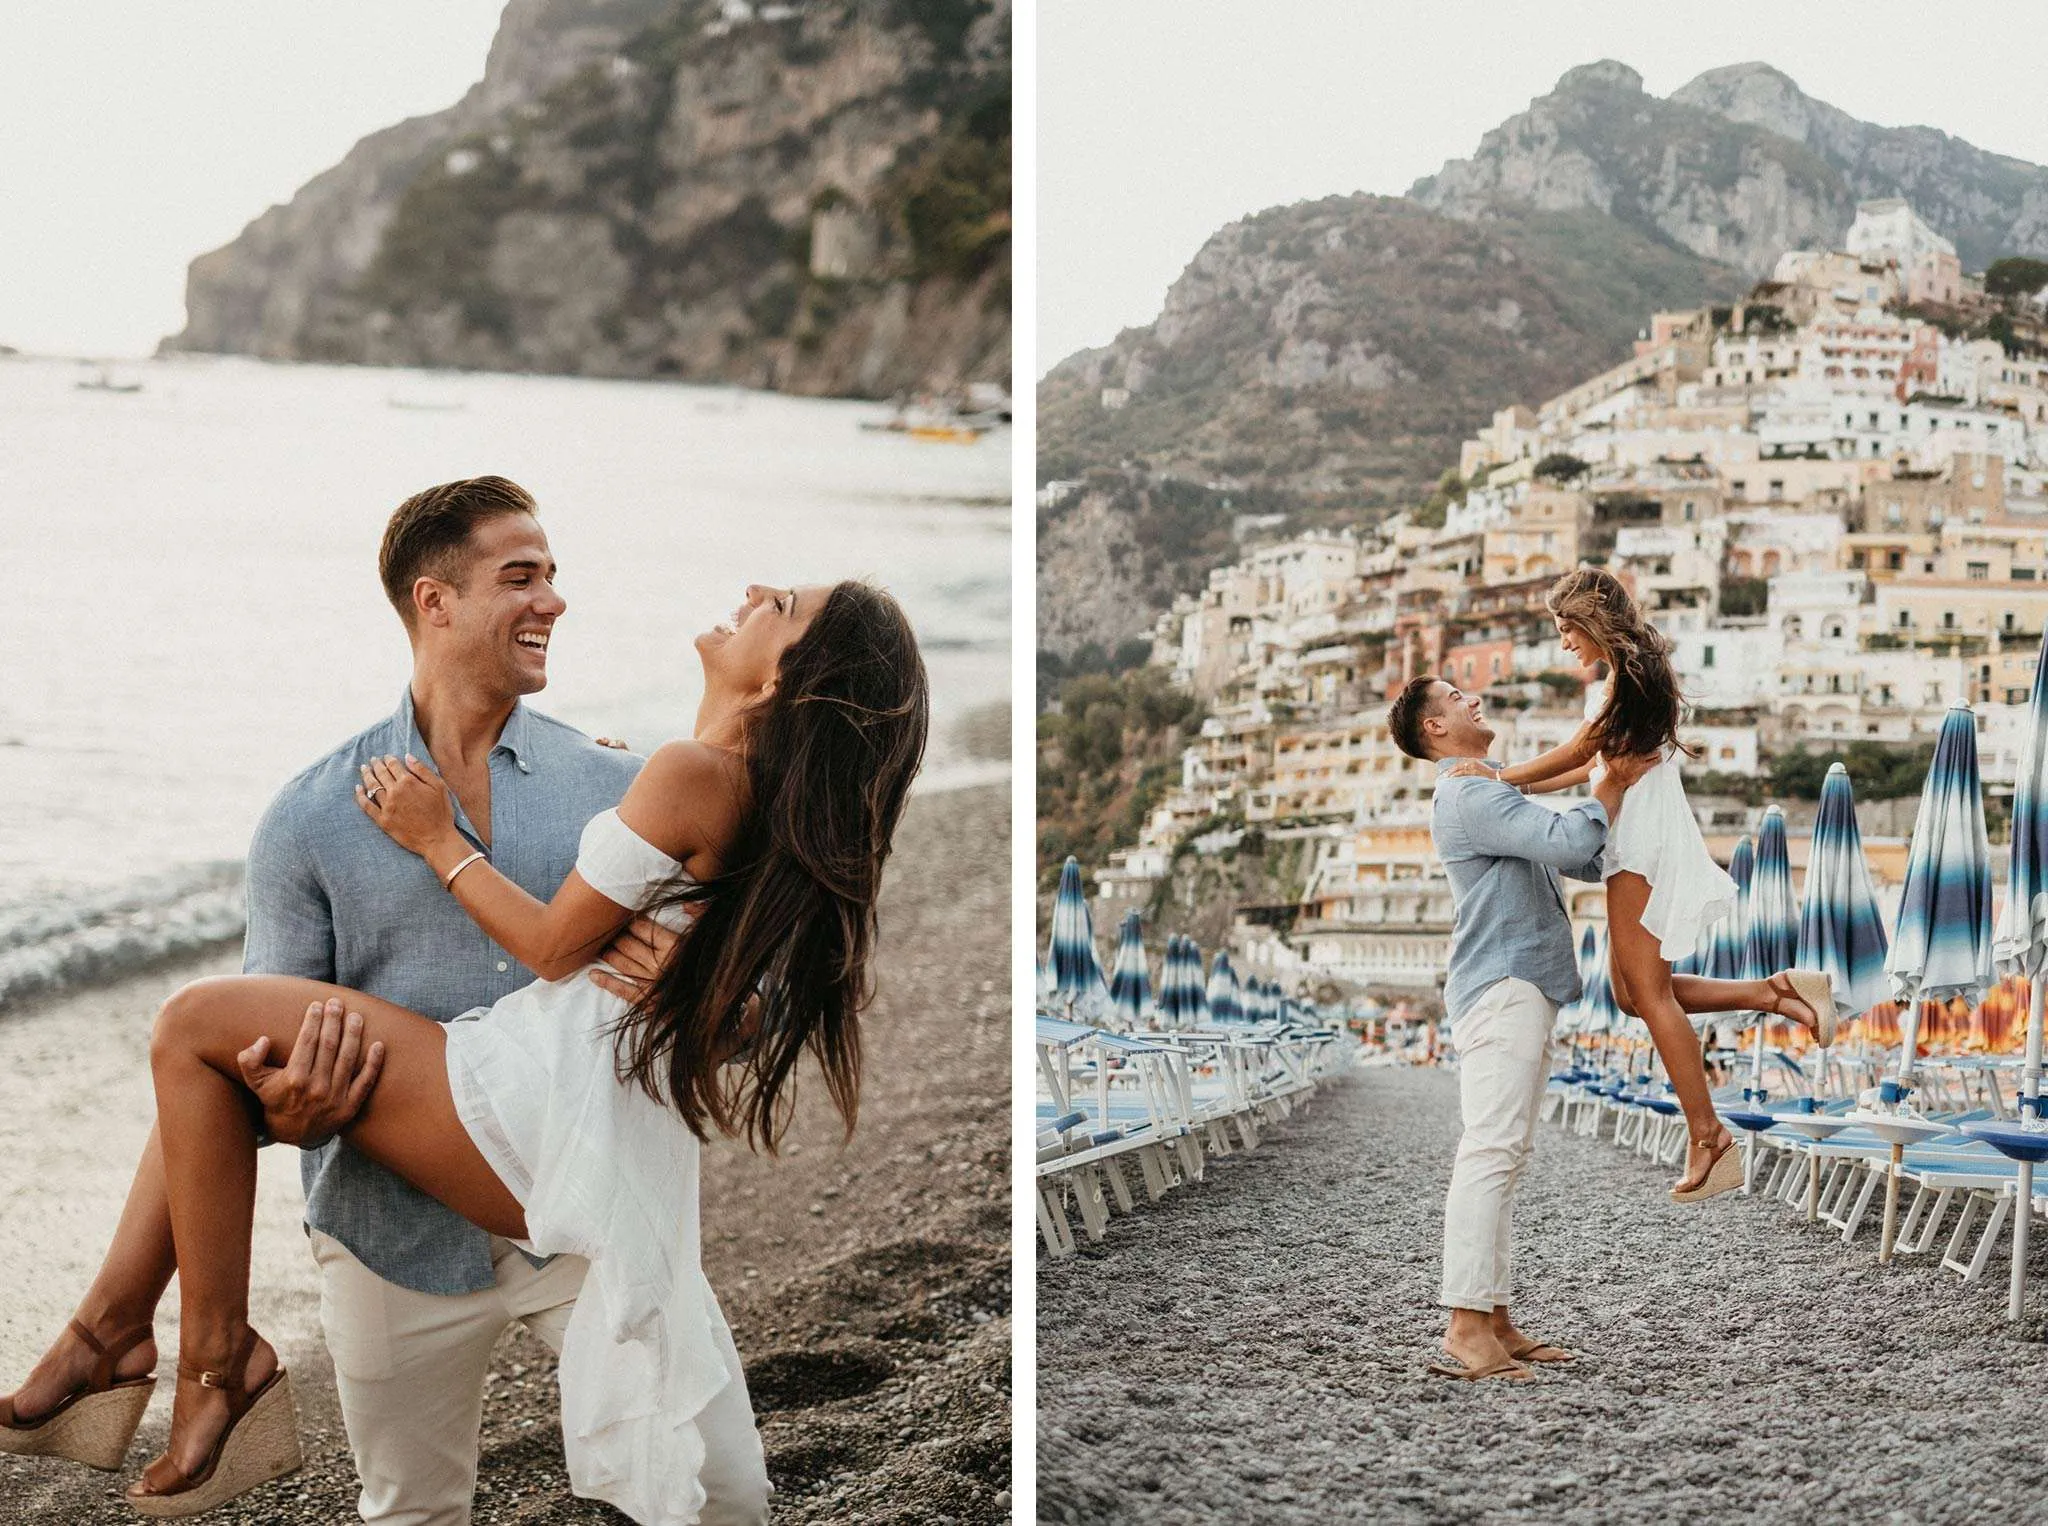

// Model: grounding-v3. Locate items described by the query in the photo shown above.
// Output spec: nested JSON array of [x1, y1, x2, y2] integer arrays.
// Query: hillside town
[[1078, 200, 2048, 1011]]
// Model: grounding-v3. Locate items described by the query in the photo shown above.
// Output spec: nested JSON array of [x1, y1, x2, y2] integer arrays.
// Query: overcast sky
[[0, 2, 506, 357], [1040, 0, 2048, 374]]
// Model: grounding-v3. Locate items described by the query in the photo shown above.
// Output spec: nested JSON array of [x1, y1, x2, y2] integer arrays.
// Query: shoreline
[[0, 783, 1009, 1524]]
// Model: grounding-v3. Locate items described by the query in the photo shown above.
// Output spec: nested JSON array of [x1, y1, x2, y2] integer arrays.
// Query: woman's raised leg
[[1605, 872, 1735, 1193], [134, 973, 523, 1497]]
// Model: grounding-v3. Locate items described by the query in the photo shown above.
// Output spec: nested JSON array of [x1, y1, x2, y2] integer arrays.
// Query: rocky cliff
[[1672, 62, 2048, 271], [163, 0, 1009, 397], [1413, 60, 2048, 277], [1037, 59, 2048, 656], [1410, 60, 1845, 277]]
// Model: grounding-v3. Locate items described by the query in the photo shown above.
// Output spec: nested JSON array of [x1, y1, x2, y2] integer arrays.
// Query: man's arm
[[1448, 777, 1610, 871], [239, 793, 383, 1146], [243, 796, 335, 981]]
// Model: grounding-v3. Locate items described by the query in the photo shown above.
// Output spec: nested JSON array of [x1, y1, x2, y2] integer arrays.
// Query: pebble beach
[[0, 782, 1009, 1525], [1039, 1065, 2048, 1526]]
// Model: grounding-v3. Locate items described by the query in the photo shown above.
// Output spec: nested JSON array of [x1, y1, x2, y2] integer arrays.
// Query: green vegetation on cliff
[[1037, 666, 1203, 887]]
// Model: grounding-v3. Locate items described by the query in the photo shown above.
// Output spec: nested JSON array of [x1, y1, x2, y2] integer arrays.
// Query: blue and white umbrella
[[1046, 857, 1110, 1019], [1885, 703, 1996, 1070], [1107, 910, 1153, 1030], [1708, 835, 1756, 986], [1179, 934, 1204, 1028], [1743, 806, 1799, 1096], [1798, 762, 1892, 1026], [1206, 950, 1244, 1026], [1990, 631, 2048, 1316]]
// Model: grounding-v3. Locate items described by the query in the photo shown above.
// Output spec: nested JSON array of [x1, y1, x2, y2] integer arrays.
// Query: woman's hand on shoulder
[[1441, 760, 1494, 780], [357, 754, 460, 860]]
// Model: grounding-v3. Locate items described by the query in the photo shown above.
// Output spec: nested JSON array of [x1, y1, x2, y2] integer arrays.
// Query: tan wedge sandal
[[1671, 1131, 1744, 1202], [1770, 969, 1839, 1047], [0, 1319, 157, 1472], [125, 1328, 301, 1518]]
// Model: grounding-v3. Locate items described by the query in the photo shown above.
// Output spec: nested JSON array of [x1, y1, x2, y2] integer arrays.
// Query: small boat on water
[[76, 365, 142, 394], [861, 390, 1007, 443]]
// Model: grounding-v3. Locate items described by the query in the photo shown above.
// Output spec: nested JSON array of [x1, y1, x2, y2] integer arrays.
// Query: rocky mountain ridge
[[1037, 59, 2048, 656], [163, 0, 1010, 398]]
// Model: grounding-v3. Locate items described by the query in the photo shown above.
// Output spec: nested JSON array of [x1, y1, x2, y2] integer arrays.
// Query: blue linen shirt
[[1430, 757, 1610, 1026], [243, 689, 642, 1296]]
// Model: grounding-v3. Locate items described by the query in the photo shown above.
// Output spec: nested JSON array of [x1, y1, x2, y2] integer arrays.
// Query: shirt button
[[497, 961, 509, 972], [517, 761, 530, 774]]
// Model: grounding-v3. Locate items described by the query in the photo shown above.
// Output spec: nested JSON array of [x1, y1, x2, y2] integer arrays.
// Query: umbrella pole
[[2009, 976, 2045, 1320], [1808, 1151, 1820, 1224], [1745, 1013, 1767, 1195], [1881, 1141, 1903, 1265]]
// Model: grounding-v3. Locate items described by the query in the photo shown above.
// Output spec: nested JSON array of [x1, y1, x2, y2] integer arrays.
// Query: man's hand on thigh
[[238, 997, 386, 1148]]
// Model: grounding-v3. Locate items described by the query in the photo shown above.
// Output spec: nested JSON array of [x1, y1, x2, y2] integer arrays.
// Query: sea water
[[0, 354, 1009, 1004]]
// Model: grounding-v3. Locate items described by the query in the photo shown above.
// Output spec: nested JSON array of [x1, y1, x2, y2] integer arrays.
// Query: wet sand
[[1039, 1065, 2048, 1526], [0, 783, 1009, 1524]]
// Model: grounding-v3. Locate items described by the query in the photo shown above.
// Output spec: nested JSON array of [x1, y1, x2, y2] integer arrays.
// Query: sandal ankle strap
[[67, 1317, 154, 1390], [176, 1327, 260, 1398]]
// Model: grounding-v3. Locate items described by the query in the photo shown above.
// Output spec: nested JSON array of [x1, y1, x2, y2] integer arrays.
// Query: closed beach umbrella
[[1181, 937, 1211, 1027], [1706, 836, 1756, 988], [1164, 935, 1203, 1029], [1992, 630, 2048, 1315], [1886, 703, 1996, 1062], [1154, 936, 1183, 1028], [1745, 807, 1799, 1081], [1878, 703, 1994, 1262], [1207, 950, 1244, 1026], [1107, 910, 1153, 1030], [1047, 857, 1110, 1020], [1798, 763, 1893, 1024]]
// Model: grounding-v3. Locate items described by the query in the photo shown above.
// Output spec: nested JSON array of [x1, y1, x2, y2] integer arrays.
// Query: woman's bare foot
[[128, 1330, 279, 1495], [2, 1317, 155, 1422], [1675, 1125, 1736, 1195]]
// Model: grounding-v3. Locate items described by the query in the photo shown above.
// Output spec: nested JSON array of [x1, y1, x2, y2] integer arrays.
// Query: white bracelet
[[443, 851, 486, 889]]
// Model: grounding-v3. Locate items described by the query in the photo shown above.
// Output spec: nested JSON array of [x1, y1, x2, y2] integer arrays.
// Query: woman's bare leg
[[1605, 873, 1731, 1190], [1, 1128, 175, 1417], [138, 974, 522, 1488]]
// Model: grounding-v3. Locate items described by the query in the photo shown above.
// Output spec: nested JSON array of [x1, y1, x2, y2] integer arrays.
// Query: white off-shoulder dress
[[442, 808, 768, 1526], [1585, 679, 1738, 963]]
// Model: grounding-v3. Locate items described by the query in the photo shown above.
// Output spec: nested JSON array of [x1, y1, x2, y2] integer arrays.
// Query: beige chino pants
[[1438, 976, 1556, 1312], [311, 1231, 771, 1526]]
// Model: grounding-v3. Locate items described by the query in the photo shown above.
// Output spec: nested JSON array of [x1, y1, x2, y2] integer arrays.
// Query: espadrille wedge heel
[[125, 1328, 301, 1519], [0, 1319, 157, 1472]]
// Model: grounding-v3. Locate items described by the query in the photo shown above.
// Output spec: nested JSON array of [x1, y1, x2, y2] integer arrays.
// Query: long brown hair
[[1546, 565, 1699, 761], [616, 581, 930, 1151]]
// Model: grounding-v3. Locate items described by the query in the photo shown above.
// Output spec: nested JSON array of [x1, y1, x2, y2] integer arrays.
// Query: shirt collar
[[395, 688, 534, 773], [1435, 755, 1502, 776]]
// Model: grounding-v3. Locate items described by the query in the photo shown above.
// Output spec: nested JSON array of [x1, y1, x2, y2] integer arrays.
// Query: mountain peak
[[1554, 59, 1643, 95], [1671, 61, 1825, 143]]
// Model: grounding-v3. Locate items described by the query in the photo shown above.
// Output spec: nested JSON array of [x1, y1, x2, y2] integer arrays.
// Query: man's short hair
[[1387, 676, 1446, 760], [378, 476, 539, 626]]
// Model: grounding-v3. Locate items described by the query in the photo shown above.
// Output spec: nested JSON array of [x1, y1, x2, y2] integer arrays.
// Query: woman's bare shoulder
[[618, 740, 746, 865]]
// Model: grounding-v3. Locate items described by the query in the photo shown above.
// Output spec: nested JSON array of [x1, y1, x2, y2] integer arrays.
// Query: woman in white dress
[[0, 579, 927, 1522], [1449, 566, 1837, 1201]]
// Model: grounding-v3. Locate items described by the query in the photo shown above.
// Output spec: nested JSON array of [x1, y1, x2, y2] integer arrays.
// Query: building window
[[1969, 562, 1990, 581], [1703, 644, 1716, 668]]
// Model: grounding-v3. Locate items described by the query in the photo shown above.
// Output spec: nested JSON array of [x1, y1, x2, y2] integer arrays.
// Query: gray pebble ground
[[1038, 1066, 2048, 1526]]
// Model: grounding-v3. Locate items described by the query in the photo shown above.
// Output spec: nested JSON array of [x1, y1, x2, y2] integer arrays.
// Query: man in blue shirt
[[1389, 675, 1644, 1383], [237, 477, 720, 1523]]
